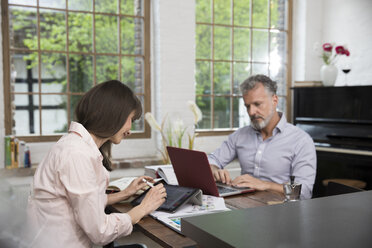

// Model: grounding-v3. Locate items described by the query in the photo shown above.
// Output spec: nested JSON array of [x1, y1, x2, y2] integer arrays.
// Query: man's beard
[[250, 107, 275, 131]]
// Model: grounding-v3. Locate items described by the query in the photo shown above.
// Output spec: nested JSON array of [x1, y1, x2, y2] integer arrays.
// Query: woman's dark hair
[[75, 80, 142, 171]]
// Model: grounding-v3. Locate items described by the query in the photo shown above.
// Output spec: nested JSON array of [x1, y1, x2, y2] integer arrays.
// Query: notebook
[[166, 146, 255, 197]]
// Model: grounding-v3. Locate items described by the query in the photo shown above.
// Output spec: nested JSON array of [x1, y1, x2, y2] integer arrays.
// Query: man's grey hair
[[240, 74, 277, 96]]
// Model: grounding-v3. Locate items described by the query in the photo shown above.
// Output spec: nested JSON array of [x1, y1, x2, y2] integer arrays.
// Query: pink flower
[[322, 43, 333, 52], [335, 46, 346, 54], [320, 42, 351, 65]]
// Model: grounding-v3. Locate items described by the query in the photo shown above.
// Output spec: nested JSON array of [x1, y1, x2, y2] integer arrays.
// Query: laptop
[[166, 146, 255, 197]]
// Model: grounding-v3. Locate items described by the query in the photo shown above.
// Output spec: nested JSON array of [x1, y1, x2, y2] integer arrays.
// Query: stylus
[[142, 178, 154, 188]]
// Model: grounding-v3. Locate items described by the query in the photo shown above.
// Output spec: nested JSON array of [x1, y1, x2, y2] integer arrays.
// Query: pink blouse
[[27, 122, 133, 247]]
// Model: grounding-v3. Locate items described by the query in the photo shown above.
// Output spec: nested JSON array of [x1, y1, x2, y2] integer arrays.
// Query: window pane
[[121, 0, 143, 16], [214, 0, 231, 25], [11, 52, 39, 93], [96, 14, 118, 53], [68, 12, 93, 52], [234, 0, 250, 26], [252, 30, 268, 62], [196, 0, 211, 23], [214, 26, 231, 60], [196, 96, 211, 129], [41, 95, 67, 134], [121, 17, 143, 55], [271, 66, 287, 96], [68, 0, 93, 11], [9, 6, 37, 50], [39, 0, 66, 9], [196, 24, 212, 59], [278, 96, 286, 113], [132, 95, 144, 131], [234, 27, 250, 61], [70, 94, 83, 121], [214, 97, 230, 128], [270, 30, 287, 66], [96, 55, 119, 83], [271, 0, 287, 29], [9, 0, 36, 5], [233, 97, 250, 128], [13, 94, 40, 135], [214, 62, 230, 94], [40, 9, 66, 51], [196, 61, 211, 95], [41, 53, 66, 93], [252, 63, 268, 75], [95, 0, 118, 14], [69, 54, 93, 92], [121, 56, 143, 94], [252, 0, 268, 28], [233, 62, 250, 94]]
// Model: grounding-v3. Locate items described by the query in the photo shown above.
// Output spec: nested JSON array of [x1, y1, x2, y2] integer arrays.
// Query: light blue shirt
[[208, 113, 317, 200]]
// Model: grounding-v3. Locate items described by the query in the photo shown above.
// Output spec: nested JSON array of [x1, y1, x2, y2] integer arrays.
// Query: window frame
[[195, 0, 293, 136], [1, 0, 151, 142]]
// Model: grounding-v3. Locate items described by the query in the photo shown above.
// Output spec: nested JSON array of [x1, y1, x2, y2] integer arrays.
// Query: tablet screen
[[131, 184, 199, 213]]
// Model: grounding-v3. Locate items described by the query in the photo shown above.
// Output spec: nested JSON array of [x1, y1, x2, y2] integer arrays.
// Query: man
[[208, 75, 316, 199]]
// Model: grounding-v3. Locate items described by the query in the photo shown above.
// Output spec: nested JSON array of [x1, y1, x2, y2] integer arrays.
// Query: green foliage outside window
[[195, 0, 288, 130], [8, 0, 145, 135]]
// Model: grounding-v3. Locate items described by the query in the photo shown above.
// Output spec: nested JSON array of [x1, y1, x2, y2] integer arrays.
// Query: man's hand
[[210, 164, 231, 184], [232, 174, 270, 191]]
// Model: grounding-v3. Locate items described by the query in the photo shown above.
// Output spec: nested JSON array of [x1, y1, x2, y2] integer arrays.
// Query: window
[[195, 0, 291, 133], [2, 0, 151, 142]]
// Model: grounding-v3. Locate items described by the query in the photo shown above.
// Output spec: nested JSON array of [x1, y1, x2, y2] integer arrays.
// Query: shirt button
[[257, 150, 262, 154]]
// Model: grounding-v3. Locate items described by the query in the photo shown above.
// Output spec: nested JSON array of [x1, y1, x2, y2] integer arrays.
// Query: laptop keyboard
[[217, 185, 237, 194]]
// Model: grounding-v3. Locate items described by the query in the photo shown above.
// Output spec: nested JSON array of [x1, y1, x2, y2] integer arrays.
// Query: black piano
[[292, 85, 372, 197]]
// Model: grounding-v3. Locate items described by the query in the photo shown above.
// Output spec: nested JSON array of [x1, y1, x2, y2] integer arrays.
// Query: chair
[[325, 181, 363, 196], [322, 178, 366, 189]]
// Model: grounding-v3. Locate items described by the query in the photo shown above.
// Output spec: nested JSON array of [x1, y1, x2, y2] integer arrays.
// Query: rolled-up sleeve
[[291, 135, 317, 200], [208, 132, 239, 169], [59, 153, 133, 245]]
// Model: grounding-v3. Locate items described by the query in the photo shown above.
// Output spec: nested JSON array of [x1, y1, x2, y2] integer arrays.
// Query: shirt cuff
[[208, 156, 222, 169]]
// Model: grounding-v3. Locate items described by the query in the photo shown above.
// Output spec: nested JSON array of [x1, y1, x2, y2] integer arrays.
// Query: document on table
[[150, 194, 229, 233]]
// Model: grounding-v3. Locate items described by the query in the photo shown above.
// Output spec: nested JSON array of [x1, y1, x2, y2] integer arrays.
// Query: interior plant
[[320, 42, 350, 65], [145, 101, 202, 164], [314, 42, 351, 86]]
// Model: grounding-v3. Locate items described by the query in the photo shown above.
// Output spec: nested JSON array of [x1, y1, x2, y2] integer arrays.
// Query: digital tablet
[[131, 183, 200, 213]]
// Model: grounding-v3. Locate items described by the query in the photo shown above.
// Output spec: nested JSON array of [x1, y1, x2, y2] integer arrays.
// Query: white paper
[[108, 177, 136, 191], [144, 164, 178, 185], [151, 195, 229, 232]]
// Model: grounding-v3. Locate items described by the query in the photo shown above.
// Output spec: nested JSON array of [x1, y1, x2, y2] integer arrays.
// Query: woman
[[27, 80, 166, 247]]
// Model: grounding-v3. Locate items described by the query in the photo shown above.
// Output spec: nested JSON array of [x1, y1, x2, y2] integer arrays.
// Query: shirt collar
[[68, 121, 103, 161], [275, 112, 286, 133]]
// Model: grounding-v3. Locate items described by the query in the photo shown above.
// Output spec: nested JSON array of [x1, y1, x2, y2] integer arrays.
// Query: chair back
[[326, 181, 363, 196]]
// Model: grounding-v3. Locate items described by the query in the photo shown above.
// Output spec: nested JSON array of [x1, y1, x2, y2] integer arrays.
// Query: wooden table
[[109, 190, 284, 248]]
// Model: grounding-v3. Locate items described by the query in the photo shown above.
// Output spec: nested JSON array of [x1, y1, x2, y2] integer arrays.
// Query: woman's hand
[[127, 183, 167, 224], [124, 176, 155, 196], [139, 184, 167, 215]]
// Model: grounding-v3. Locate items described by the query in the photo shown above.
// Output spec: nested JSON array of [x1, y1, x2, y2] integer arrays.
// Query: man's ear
[[272, 94, 278, 107]]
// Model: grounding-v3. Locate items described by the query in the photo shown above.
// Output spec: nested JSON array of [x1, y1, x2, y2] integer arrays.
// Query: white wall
[[1, 0, 372, 167], [293, 0, 372, 86]]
